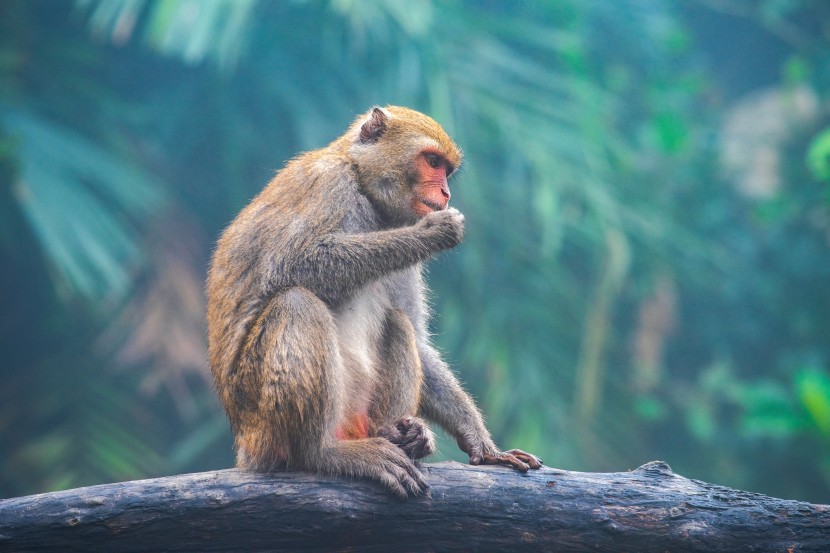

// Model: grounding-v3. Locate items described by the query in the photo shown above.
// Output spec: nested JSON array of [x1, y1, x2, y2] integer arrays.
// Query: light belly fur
[[332, 280, 391, 425]]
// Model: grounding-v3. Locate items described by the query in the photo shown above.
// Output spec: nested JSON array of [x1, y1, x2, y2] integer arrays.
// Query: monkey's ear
[[359, 107, 388, 143]]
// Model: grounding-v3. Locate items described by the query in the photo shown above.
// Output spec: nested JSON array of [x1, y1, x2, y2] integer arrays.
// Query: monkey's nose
[[441, 184, 450, 201]]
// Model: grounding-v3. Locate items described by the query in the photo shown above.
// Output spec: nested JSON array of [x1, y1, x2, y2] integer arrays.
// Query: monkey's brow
[[421, 147, 455, 175]]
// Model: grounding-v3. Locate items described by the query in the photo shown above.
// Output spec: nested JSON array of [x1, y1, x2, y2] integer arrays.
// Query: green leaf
[[796, 368, 830, 437], [653, 111, 689, 154], [78, 0, 257, 68], [2, 109, 165, 301], [634, 395, 666, 421], [806, 127, 830, 182], [687, 402, 716, 442]]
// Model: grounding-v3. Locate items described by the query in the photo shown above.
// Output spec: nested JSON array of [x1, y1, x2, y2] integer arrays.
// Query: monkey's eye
[[424, 153, 442, 169]]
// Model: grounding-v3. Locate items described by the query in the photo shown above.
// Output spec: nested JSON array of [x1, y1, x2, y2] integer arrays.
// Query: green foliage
[[2, 109, 164, 301], [76, 0, 257, 68], [798, 368, 830, 437], [807, 127, 830, 182], [2, 0, 830, 503]]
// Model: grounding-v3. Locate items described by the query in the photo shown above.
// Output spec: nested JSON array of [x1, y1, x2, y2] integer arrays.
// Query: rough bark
[[0, 461, 827, 552]]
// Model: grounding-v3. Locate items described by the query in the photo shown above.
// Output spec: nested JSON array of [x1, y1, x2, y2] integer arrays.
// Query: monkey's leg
[[236, 287, 428, 498], [231, 287, 337, 471], [371, 309, 436, 460]]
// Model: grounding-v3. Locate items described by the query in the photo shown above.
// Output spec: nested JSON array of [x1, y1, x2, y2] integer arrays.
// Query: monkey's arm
[[290, 209, 462, 303], [417, 343, 542, 471]]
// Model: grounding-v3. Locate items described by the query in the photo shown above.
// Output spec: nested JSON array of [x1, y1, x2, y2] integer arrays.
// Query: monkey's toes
[[375, 443, 429, 499]]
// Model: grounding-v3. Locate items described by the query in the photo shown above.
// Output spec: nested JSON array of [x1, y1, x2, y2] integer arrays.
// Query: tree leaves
[[2, 0, 829, 503], [2, 109, 164, 302]]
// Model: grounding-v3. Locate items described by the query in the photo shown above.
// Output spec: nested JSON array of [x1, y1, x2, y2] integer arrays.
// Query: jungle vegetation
[[2, 0, 830, 503]]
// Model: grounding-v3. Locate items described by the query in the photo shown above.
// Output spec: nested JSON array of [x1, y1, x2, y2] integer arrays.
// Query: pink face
[[411, 148, 453, 218]]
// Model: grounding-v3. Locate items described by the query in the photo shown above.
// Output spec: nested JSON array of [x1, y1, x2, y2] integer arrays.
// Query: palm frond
[[3, 109, 164, 301], [75, 0, 257, 68]]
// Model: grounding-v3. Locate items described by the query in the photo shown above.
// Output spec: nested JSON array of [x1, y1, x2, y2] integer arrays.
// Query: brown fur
[[207, 106, 541, 498]]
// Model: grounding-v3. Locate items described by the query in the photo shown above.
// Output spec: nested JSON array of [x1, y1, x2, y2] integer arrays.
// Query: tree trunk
[[0, 461, 827, 552]]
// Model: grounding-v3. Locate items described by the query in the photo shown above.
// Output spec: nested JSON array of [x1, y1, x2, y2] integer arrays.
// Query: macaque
[[207, 106, 541, 498]]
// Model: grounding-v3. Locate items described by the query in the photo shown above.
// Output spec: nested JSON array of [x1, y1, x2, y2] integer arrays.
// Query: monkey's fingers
[[480, 451, 531, 472], [380, 418, 419, 448], [379, 417, 434, 459], [395, 419, 420, 447], [377, 425, 403, 444], [395, 416, 415, 432], [403, 434, 435, 460], [503, 448, 543, 469]]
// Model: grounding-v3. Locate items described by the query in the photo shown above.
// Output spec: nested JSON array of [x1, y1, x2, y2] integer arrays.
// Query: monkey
[[206, 106, 542, 498]]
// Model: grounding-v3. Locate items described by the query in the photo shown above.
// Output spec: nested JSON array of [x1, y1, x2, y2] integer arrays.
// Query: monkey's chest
[[333, 282, 392, 416]]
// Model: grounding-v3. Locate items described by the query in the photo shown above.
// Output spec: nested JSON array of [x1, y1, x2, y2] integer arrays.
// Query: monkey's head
[[348, 106, 462, 226]]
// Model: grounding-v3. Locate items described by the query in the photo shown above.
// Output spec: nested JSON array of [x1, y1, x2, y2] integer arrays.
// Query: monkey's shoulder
[[275, 150, 357, 196]]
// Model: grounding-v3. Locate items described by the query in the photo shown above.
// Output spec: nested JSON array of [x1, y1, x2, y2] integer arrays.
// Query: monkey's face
[[358, 144, 456, 227], [349, 106, 462, 227], [409, 149, 454, 218]]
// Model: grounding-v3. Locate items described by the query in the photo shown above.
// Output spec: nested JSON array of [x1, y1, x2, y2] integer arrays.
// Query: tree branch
[[1, 461, 828, 552]]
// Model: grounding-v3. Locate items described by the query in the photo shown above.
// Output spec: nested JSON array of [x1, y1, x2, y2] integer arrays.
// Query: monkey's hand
[[378, 416, 436, 461], [418, 207, 465, 251], [458, 437, 543, 472]]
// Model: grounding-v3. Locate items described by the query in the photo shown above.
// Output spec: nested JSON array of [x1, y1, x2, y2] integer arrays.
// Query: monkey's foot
[[473, 448, 543, 472], [378, 416, 436, 460], [322, 438, 428, 499]]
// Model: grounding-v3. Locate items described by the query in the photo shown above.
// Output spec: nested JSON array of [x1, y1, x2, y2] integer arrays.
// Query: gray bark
[[0, 461, 828, 552]]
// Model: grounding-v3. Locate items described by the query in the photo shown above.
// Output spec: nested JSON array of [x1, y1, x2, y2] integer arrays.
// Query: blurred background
[[2, 0, 830, 503]]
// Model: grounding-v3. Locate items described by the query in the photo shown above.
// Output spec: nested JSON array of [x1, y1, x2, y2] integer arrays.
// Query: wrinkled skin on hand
[[379, 416, 436, 461], [458, 436, 543, 472]]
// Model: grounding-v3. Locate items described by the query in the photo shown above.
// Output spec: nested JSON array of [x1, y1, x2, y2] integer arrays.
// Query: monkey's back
[[206, 151, 356, 403]]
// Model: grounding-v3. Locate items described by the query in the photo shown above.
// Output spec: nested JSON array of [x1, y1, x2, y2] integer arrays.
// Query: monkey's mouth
[[419, 198, 447, 212]]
